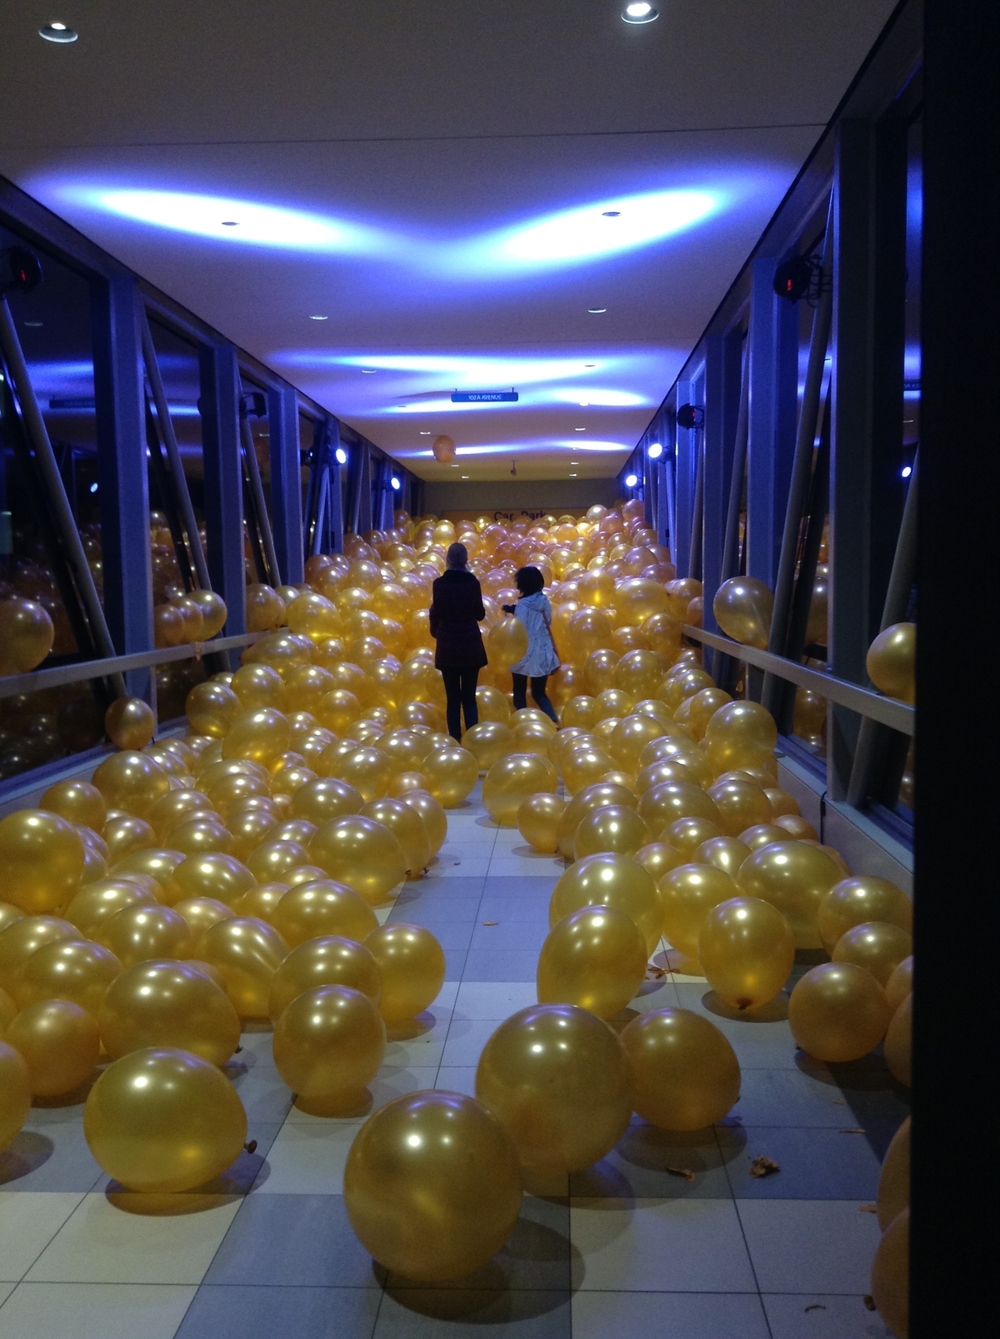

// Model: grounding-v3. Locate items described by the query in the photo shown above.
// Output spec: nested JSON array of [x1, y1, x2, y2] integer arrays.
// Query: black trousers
[[512, 673, 557, 722], [441, 666, 480, 740]]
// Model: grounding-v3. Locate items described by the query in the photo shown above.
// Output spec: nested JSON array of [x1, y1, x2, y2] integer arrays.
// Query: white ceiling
[[0, 1, 898, 481]]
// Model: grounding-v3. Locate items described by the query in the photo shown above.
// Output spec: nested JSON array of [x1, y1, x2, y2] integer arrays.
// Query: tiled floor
[[0, 782, 907, 1338]]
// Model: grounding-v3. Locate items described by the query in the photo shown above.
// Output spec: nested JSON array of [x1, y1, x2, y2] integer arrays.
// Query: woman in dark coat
[[429, 542, 488, 741]]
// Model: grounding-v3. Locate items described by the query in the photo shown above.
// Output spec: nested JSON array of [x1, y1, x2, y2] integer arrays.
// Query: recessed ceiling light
[[587, 307, 607, 314], [461, 475, 469, 479], [419, 430, 431, 435], [39, 22, 77, 43], [361, 369, 377, 374], [621, 3, 658, 24], [23, 320, 43, 328], [575, 427, 586, 432], [309, 314, 328, 321], [569, 473, 577, 477]]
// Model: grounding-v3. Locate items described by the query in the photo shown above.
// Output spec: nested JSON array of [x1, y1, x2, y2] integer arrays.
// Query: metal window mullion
[[199, 342, 246, 646], [267, 387, 304, 585]]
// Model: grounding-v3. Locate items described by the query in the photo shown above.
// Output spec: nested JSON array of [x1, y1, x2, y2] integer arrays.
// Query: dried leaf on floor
[[482, 920, 499, 926], [859, 1204, 878, 1213], [665, 1166, 696, 1182], [646, 965, 667, 979], [863, 1296, 877, 1312], [804, 1304, 827, 1313], [748, 1155, 780, 1178]]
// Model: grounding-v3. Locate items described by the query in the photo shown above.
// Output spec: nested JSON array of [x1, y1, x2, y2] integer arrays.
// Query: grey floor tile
[[674, 984, 798, 1068], [762, 1292, 893, 1338], [477, 897, 552, 924], [462, 950, 544, 981], [569, 1121, 732, 1201], [434, 1067, 478, 1098], [444, 948, 469, 981], [203, 1195, 378, 1287], [375, 1289, 571, 1337], [222, 1047, 293, 1126], [572, 1290, 771, 1339], [481, 877, 563, 896], [387, 897, 482, 925], [0, 1125, 103, 1194], [718, 1125, 881, 1200], [469, 921, 549, 951], [724, 1068, 866, 1129], [176, 1285, 381, 1339], [402, 877, 487, 900], [736, 1199, 883, 1294]]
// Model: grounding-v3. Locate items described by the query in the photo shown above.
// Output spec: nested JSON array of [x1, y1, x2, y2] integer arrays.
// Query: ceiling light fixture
[[361, 369, 377, 374], [575, 427, 586, 432], [461, 475, 469, 479], [419, 431, 431, 435], [24, 320, 43, 328], [647, 442, 663, 459], [569, 472, 577, 477], [587, 307, 607, 314], [309, 314, 328, 321], [335, 447, 348, 465], [39, 22, 77, 43], [621, 3, 659, 24], [625, 473, 639, 487]]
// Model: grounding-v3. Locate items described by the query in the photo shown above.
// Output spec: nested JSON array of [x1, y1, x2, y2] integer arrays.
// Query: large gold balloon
[[831, 921, 912, 985], [556, 781, 636, 857], [884, 992, 911, 1087], [161, 853, 257, 907], [0, 809, 85, 913], [660, 816, 720, 858], [485, 615, 528, 669], [698, 896, 795, 1011], [693, 835, 751, 878], [273, 985, 386, 1113], [706, 778, 773, 836], [737, 840, 843, 949], [92, 750, 171, 819], [232, 882, 288, 922], [99, 960, 241, 1065], [344, 1089, 522, 1281], [103, 813, 157, 862], [817, 876, 913, 950], [573, 804, 651, 860], [738, 822, 790, 851], [517, 792, 567, 853], [268, 879, 376, 948], [309, 815, 407, 904], [13, 939, 122, 1015], [187, 588, 229, 639], [399, 789, 449, 859], [482, 753, 558, 826], [40, 779, 107, 833], [244, 838, 310, 883], [0, 594, 55, 673], [63, 878, 156, 937], [6, 999, 100, 1096], [290, 777, 365, 826], [0, 903, 25, 936], [621, 1007, 741, 1130], [0, 1040, 31, 1150], [561, 742, 617, 794], [462, 721, 514, 771], [885, 955, 913, 1015], [195, 916, 289, 1018], [659, 863, 739, 960], [365, 923, 445, 1024], [186, 680, 241, 737], [269, 935, 382, 1021], [221, 707, 291, 766], [105, 696, 156, 750], [475, 1003, 632, 1171], [551, 852, 662, 954], [96, 902, 193, 968], [712, 577, 773, 649], [633, 841, 684, 882], [866, 622, 915, 704], [84, 1047, 248, 1192], [326, 746, 393, 802], [537, 906, 647, 1019], [420, 745, 479, 807], [360, 798, 431, 875], [704, 700, 778, 775], [877, 1115, 910, 1232], [172, 896, 236, 941], [638, 780, 720, 831], [788, 962, 891, 1062], [871, 1206, 909, 1339], [0, 916, 81, 994], [112, 847, 187, 888]]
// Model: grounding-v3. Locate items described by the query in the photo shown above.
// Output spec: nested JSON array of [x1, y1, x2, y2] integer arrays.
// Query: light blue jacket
[[510, 592, 560, 677]]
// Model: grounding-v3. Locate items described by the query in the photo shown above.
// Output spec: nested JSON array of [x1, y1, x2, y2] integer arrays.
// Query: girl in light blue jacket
[[502, 566, 560, 722]]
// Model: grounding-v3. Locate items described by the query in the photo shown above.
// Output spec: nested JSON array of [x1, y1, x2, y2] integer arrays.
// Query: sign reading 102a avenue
[[450, 390, 519, 403]]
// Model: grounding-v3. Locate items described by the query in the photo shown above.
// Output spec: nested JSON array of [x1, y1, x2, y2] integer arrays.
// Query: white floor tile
[[486, 856, 561, 878], [737, 1200, 884, 1294], [440, 1017, 504, 1066], [254, 1120, 361, 1194], [0, 1193, 85, 1282], [0, 1282, 197, 1339], [433, 1066, 478, 1098], [453, 981, 538, 1018], [570, 1198, 757, 1292], [431, 859, 492, 877], [763, 1292, 893, 1338], [572, 1290, 771, 1339], [281, 1065, 440, 1125], [25, 1193, 241, 1284], [0, 1284, 12, 1307]]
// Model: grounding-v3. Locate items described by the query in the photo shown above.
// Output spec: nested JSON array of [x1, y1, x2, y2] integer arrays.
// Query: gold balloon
[[309, 815, 407, 904], [96, 902, 193, 968], [186, 680, 241, 737], [0, 809, 85, 913], [661, 816, 721, 858], [92, 750, 172, 819], [831, 921, 912, 985], [40, 779, 107, 833], [273, 984, 386, 1113], [0, 902, 24, 936], [659, 863, 740, 960], [556, 782, 637, 857], [420, 746, 479, 807], [244, 838, 309, 883], [698, 896, 795, 1011], [486, 615, 529, 669], [6, 999, 100, 1096], [0, 986, 16, 1033], [327, 746, 393, 802], [84, 1047, 247, 1192], [871, 1206, 909, 1339], [172, 896, 236, 940], [0, 595, 54, 673], [885, 955, 913, 1015], [788, 962, 891, 1062], [344, 1089, 522, 1281], [187, 588, 229, 639], [103, 813, 157, 862], [737, 840, 843, 949], [290, 777, 365, 825], [551, 852, 662, 955], [712, 577, 774, 649], [63, 878, 156, 937], [763, 787, 799, 818], [161, 853, 257, 907], [105, 696, 156, 750], [231, 882, 289, 923], [112, 847, 187, 888], [633, 841, 684, 882], [704, 700, 778, 775], [269, 935, 382, 1022], [738, 823, 790, 851], [621, 1007, 741, 1130], [561, 742, 617, 794], [0, 915, 81, 994], [364, 923, 445, 1024], [537, 906, 647, 1019], [877, 1116, 910, 1230], [482, 753, 558, 826], [360, 798, 431, 875], [706, 778, 773, 836], [694, 835, 751, 877], [195, 916, 289, 1018], [884, 993, 911, 1087], [270, 879, 378, 947], [99, 959, 241, 1065], [638, 780, 720, 831], [475, 1003, 632, 1171], [866, 622, 915, 704], [573, 804, 651, 860], [0, 1040, 31, 1150], [222, 707, 291, 766], [13, 938, 122, 1015], [817, 876, 913, 951], [517, 792, 567, 854]]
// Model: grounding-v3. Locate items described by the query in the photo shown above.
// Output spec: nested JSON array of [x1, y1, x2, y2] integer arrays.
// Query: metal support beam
[[199, 343, 246, 643], [268, 387, 304, 585], [702, 329, 743, 637], [239, 398, 281, 588], [673, 383, 696, 578]]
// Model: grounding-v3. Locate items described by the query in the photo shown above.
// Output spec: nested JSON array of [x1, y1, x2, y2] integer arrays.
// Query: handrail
[[682, 624, 914, 736]]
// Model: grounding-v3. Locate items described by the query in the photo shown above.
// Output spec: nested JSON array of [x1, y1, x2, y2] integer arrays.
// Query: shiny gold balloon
[[309, 815, 407, 904], [0, 1040, 31, 1150], [885, 955, 913, 1015], [712, 577, 774, 649], [172, 896, 236, 941], [573, 804, 651, 860], [461, 721, 514, 771], [231, 882, 288, 923], [638, 780, 720, 832], [103, 813, 157, 862], [243, 838, 309, 883], [556, 782, 637, 858], [13, 938, 122, 1015], [0, 902, 25, 936], [96, 902, 193, 968], [621, 1007, 741, 1130], [273, 985, 386, 1113], [877, 1116, 910, 1231], [517, 792, 567, 854], [866, 622, 915, 704], [344, 1089, 522, 1281], [763, 787, 800, 818], [62, 878, 154, 938], [161, 853, 257, 908], [364, 923, 445, 1023], [817, 876, 913, 951], [675, 687, 732, 742], [420, 746, 479, 807], [92, 750, 172, 820], [704, 700, 778, 775], [475, 1003, 632, 1171], [551, 852, 662, 954], [270, 879, 378, 948], [698, 896, 795, 1011], [788, 962, 891, 1062], [0, 595, 55, 673], [831, 921, 913, 985], [290, 777, 365, 826], [40, 780, 107, 833], [661, 816, 721, 858], [485, 615, 528, 669], [691, 835, 748, 878], [737, 840, 843, 949], [659, 863, 740, 960], [0, 986, 16, 1034], [884, 992, 911, 1087], [738, 823, 790, 851], [6, 999, 100, 1096], [112, 847, 187, 888], [221, 707, 291, 767], [633, 841, 684, 882], [706, 778, 773, 836], [608, 713, 668, 771], [360, 798, 431, 876], [483, 753, 558, 826], [187, 589, 228, 639], [84, 1047, 247, 1192], [99, 959, 241, 1065], [327, 746, 393, 803], [268, 935, 382, 1022], [186, 680, 241, 737], [562, 742, 617, 795], [871, 1205, 909, 1339], [195, 916, 289, 1018], [0, 809, 85, 913], [105, 696, 156, 750], [0, 915, 81, 994], [537, 906, 647, 1019]]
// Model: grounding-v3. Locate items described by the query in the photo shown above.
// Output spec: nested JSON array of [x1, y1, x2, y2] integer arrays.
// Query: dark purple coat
[[429, 569, 488, 669]]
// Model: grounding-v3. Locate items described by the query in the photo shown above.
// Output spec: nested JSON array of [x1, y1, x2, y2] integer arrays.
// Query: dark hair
[[515, 565, 544, 595], [446, 542, 468, 569]]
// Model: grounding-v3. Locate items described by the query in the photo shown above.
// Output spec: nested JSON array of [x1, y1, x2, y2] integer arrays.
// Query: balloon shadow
[[701, 989, 789, 1023], [104, 1138, 270, 1211], [0, 1131, 54, 1185], [32, 1068, 104, 1109], [651, 948, 705, 977], [294, 1089, 373, 1119], [510, 844, 560, 861], [386, 1015, 435, 1043]]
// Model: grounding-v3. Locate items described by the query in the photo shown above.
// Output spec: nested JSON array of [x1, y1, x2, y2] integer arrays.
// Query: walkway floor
[[0, 781, 906, 1338]]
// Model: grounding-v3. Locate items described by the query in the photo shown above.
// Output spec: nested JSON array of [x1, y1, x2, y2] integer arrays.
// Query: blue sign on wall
[[450, 390, 519, 403]]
